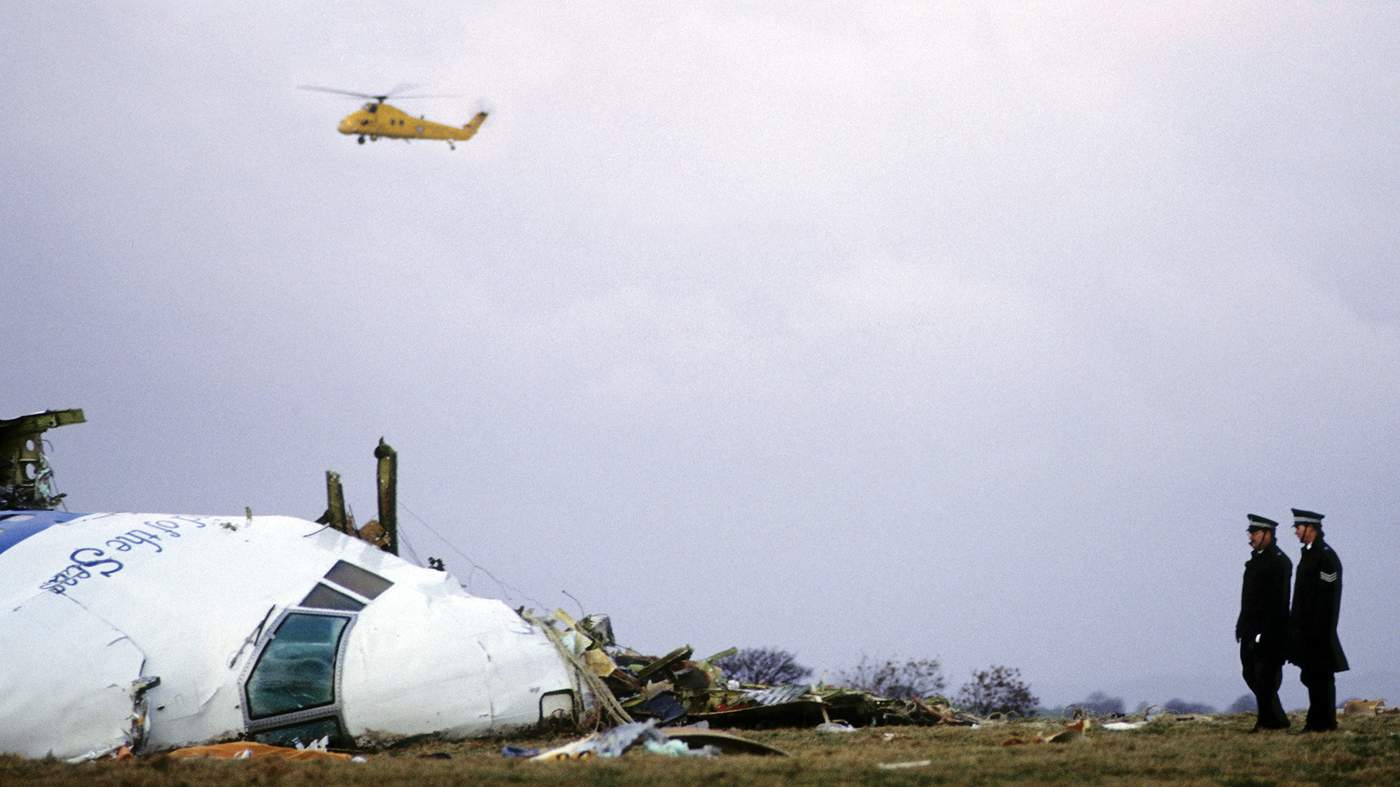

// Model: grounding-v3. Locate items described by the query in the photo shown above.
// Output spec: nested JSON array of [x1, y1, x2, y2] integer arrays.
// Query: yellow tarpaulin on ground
[[166, 742, 353, 762]]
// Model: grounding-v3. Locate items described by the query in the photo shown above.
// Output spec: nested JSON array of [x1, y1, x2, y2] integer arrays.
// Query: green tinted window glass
[[300, 583, 365, 611], [246, 614, 348, 719], [252, 717, 345, 748], [324, 560, 393, 599]]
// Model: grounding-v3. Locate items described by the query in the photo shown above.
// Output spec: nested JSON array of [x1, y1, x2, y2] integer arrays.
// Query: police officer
[[1236, 513, 1292, 730], [1287, 508, 1349, 732]]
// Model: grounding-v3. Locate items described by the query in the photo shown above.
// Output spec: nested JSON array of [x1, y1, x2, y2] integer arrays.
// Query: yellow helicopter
[[299, 84, 488, 150]]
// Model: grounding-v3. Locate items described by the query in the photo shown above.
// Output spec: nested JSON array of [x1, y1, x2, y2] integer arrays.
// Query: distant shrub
[[1163, 698, 1216, 714], [835, 655, 947, 699], [713, 647, 812, 685], [957, 665, 1039, 717], [1076, 690, 1126, 716], [1227, 694, 1257, 713]]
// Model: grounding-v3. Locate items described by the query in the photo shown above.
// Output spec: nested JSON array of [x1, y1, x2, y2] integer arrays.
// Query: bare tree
[[835, 655, 946, 699], [713, 647, 812, 685], [957, 665, 1039, 717]]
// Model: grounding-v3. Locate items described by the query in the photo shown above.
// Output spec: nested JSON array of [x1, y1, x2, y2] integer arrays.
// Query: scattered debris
[[643, 739, 705, 758], [660, 727, 789, 757], [1343, 699, 1389, 716], [527, 720, 740, 761], [314, 439, 403, 553], [878, 759, 933, 770], [816, 721, 858, 734], [523, 607, 979, 738], [373, 438, 398, 555], [1102, 720, 1149, 731], [0, 409, 85, 510], [166, 741, 358, 762], [745, 685, 810, 706], [319, 471, 351, 536], [690, 698, 829, 728], [1003, 719, 1091, 746], [1045, 718, 1090, 743]]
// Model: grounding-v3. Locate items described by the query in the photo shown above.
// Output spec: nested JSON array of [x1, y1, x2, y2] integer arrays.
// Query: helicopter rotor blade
[[297, 84, 378, 99], [298, 83, 469, 103]]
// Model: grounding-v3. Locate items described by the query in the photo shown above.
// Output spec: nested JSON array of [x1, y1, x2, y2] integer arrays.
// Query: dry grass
[[4, 713, 1398, 786]]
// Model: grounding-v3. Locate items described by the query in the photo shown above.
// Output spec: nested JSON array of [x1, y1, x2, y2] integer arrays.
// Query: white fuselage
[[0, 511, 576, 759]]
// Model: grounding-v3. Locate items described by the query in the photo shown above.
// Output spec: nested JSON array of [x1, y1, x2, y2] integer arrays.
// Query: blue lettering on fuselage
[[38, 515, 211, 595]]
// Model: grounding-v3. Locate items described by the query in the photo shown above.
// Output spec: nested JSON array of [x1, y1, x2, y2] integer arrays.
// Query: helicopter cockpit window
[[365, 102, 378, 113], [245, 613, 349, 719]]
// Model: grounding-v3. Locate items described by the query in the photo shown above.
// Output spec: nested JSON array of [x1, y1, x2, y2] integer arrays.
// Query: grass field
[[4, 713, 1398, 785]]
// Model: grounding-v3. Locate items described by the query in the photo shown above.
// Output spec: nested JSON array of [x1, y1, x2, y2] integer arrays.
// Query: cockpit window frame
[[239, 607, 356, 736], [237, 562, 393, 742]]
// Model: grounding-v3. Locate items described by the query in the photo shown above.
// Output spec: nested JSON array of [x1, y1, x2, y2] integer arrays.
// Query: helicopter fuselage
[[337, 102, 487, 146]]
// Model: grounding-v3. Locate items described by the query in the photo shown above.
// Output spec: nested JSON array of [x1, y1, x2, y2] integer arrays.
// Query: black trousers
[[1240, 641, 1288, 729], [1300, 668, 1337, 731]]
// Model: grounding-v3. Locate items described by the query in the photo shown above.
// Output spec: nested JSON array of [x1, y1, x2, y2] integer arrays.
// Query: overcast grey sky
[[4, 2, 1398, 708]]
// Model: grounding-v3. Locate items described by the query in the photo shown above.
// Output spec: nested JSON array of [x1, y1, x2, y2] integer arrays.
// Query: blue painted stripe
[[0, 510, 87, 555]]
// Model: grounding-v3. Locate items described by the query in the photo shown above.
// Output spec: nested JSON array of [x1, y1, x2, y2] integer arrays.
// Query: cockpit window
[[300, 583, 365, 612], [365, 103, 378, 113], [245, 613, 348, 719], [252, 717, 345, 748], [324, 560, 392, 600]]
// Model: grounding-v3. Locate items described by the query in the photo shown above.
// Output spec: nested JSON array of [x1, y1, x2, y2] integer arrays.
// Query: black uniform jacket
[[1236, 542, 1292, 661], [1289, 538, 1349, 672]]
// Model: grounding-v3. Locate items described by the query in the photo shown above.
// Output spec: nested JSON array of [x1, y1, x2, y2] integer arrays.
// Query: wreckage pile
[[527, 610, 978, 733]]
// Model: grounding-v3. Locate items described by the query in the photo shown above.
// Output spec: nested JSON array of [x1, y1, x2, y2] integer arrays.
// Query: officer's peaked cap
[[1291, 508, 1324, 526], [1246, 513, 1278, 530]]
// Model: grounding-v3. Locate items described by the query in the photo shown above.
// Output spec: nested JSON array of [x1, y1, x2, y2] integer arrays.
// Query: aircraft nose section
[[337, 114, 356, 134]]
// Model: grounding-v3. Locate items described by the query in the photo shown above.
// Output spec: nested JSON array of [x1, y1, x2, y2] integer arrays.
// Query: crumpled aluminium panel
[[0, 594, 150, 759]]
